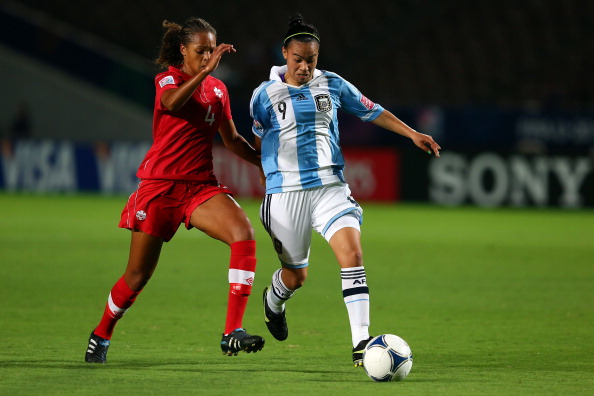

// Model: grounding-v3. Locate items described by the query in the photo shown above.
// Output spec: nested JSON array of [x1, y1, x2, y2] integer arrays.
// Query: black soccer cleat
[[220, 328, 265, 356], [262, 286, 288, 341], [85, 332, 110, 364], [352, 336, 374, 367]]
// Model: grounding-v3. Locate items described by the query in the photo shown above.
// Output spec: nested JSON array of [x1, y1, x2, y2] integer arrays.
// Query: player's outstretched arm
[[371, 110, 441, 157], [219, 118, 262, 169]]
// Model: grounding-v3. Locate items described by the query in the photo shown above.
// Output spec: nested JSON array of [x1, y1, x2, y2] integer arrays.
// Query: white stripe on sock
[[228, 269, 255, 285], [107, 293, 128, 317]]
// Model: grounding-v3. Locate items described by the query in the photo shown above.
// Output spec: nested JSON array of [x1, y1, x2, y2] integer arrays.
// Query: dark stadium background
[[1, 0, 592, 206]]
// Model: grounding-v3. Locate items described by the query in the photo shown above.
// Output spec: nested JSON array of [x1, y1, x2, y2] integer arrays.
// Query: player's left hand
[[411, 132, 441, 157]]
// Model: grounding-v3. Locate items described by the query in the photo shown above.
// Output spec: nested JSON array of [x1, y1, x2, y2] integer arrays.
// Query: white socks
[[266, 266, 370, 347], [341, 266, 370, 347], [267, 268, 295, 314]]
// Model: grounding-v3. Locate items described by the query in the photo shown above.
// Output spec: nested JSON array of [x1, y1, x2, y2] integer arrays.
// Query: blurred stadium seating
[[3, 0, 593, 110], [1, 0, 592, 205]]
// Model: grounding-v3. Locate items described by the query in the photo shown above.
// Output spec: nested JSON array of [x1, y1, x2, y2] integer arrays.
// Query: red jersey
[[137, 66, 232, 182]]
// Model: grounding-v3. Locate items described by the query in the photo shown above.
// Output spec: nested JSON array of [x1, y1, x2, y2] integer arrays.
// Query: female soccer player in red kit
[[85, 18, 265, 363]]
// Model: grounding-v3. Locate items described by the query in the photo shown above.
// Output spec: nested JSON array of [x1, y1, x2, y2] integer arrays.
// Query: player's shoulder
[[155, 67, 182, 88], [251, 80, 277, 100], [317, 70, 351, 90], [254, 79, 276, 92], [317, 69, 343, 81], [156, 65, 181, 79], [320, 70, 361, 96], [155, 71, 173, 85]]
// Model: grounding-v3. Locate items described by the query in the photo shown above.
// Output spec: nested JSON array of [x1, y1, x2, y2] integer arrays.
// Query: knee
[[291, 277, 306, 290], [229, 224, 255, 245], [241, 224, 255, 241], [124, 270, 152, 291], [284, 270, 307, 290], [340, 248, 363, 268], [352, 249, 364, 266]]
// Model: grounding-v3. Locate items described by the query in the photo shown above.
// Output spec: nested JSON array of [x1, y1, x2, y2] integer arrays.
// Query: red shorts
[[119, 179, 232, 242]]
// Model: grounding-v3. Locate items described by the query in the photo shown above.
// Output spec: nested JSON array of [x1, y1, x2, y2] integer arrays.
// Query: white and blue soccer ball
[[363, 334, 413, 382]]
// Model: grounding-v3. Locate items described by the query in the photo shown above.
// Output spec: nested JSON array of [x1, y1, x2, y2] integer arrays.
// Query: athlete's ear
[[281, 46, 288, 60], [180, 44, 186, 57]]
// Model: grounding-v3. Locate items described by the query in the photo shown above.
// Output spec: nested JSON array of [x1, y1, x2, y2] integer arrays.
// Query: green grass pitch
[[1, 193, 593, 395]]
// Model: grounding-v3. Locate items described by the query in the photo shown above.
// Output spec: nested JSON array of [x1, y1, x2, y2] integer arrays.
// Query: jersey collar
[[269, 65, 323, 87]]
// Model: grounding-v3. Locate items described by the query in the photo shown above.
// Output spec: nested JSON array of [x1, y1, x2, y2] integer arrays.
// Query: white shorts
[[260, 183, 363, 268]]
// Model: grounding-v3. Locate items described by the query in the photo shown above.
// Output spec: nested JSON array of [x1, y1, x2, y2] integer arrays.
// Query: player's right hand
[[205, 43, 236, 74]]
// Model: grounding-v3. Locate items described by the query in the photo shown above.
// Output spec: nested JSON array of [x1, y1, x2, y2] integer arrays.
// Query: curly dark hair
[[154, 17, 217, 68]]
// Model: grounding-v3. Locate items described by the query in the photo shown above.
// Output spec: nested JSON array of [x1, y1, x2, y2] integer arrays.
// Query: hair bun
[[288, 13, 304, 27]]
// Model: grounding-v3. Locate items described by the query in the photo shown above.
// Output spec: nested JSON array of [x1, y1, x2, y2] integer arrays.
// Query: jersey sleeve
[[334, 74, 384, 122], [250, 82, 271, 138], [154, 73, 180, 111]]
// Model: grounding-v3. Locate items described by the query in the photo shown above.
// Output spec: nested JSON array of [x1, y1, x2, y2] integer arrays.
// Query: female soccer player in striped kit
[[85, 18, 265, 363], [252, 14, 441, 367]]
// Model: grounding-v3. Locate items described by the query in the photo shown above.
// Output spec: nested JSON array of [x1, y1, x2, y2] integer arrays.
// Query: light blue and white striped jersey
[[250, 66, 385, 194]]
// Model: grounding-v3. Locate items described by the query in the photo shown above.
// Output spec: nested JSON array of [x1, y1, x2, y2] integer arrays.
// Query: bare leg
[[328, 227, 363, 268], [123, 230, 164, 291], [189, 193, 254, 244], [190, 193, 261, 343], [90, 230, 163, 348]]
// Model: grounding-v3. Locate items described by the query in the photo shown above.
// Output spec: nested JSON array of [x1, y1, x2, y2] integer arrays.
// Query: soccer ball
[[363, 334, 413, 382]]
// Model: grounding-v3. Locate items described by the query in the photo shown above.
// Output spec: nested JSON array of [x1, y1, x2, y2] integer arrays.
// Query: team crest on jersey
[[360, 95, 375, 110], [136, 210, 147, 221], [314, 94, 332, 112], [158, 75, 175, 88], [214, 87, 223, 98]]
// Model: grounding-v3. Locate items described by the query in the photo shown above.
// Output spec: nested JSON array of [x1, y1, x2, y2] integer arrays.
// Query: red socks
[[225, 240, 257, 335], [94, 276, 140, 340], [93, 242, 256, 339]]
